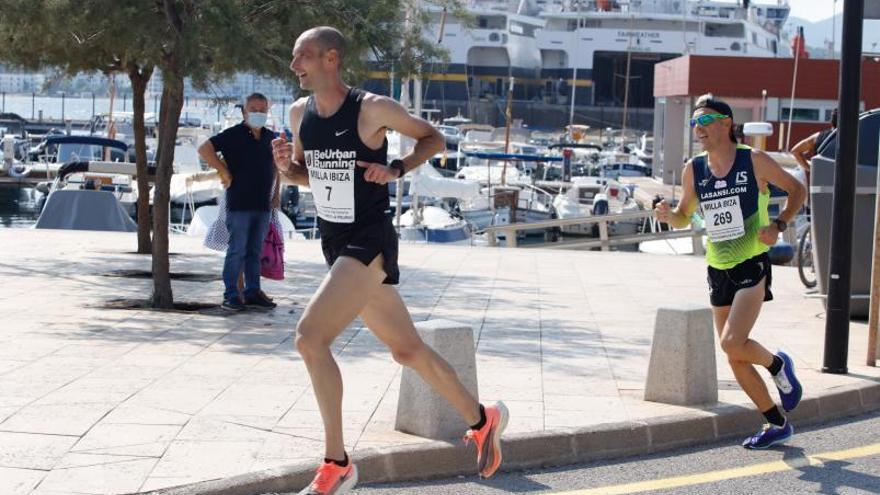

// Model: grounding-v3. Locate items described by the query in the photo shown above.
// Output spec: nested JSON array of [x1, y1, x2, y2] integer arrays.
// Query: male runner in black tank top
[[272, 26, 508, 495]]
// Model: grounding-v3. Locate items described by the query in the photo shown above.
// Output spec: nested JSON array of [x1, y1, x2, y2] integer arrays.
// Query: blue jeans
[[223, 210, 271, 301]]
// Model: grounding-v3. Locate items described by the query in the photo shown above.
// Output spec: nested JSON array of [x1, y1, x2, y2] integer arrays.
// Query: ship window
[[509, 21, 537, 37], [476, 15, 505, 30], [704, 22, 744, 38], [489, 32, 500, 42], [731, 42, 741, 51]]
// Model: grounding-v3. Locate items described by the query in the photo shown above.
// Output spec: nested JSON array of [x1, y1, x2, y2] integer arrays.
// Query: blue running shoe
[[773, 351, 803, 412], [742, 422, 794, 450]]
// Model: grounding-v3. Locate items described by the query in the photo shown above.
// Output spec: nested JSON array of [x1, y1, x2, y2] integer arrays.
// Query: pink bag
[[260, 222, 285, 280]]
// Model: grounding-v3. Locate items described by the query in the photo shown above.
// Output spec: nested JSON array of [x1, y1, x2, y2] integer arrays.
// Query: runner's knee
[[390, 343, 428, 367], [720, 335, 745, 357], [295, 319, 331, 357]]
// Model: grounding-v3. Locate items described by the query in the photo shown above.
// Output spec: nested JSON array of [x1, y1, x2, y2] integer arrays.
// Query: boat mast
[[502, 77, 514, 186], [568, 0, 582, 133], [620, 14, 635, 148], [105, 74, 117, 161]]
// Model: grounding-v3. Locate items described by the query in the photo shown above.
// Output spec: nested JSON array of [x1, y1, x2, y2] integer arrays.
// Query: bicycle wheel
[[797, 226, 817, 288]]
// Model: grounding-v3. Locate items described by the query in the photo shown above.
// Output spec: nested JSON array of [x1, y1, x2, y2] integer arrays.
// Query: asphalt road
[[340, 411, 880, 495]]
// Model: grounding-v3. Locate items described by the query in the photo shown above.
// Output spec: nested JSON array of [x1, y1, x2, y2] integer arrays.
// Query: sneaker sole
[[779, 352, 803, 412], [336, 464, 358, 494], [744, 427, 794, 450], [481, 401, 510, 479]]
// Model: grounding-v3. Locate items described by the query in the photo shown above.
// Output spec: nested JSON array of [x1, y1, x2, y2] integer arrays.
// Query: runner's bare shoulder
[[289, 97, 310, 124]]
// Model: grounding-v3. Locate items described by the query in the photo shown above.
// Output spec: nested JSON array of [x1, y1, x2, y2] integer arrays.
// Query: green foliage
[[0, 0, 156, 76], [0, 0, 463, 91]]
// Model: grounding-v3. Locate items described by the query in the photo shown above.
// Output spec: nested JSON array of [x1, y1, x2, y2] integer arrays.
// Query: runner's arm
[[275, 99, 310, 187], [662, 161, 699, 229], [364, 95, 444, 175], [752, 149, 806, 225]]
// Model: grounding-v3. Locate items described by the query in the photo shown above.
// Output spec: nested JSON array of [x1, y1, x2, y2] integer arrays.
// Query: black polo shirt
[[209, 122, 276, 212]]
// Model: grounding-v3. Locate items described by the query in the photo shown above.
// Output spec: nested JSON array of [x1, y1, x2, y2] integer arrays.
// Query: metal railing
[[482, 197, 795, 252]]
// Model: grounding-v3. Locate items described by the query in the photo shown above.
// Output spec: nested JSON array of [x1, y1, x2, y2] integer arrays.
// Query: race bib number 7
[[701, 196, 745, 242], [305, 149, 355, 223]]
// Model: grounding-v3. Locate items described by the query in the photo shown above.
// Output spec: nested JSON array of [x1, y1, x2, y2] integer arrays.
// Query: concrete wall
[[655, 96, 686, 185]]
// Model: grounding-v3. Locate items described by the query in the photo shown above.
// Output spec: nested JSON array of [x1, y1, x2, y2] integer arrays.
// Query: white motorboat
[[35, 137, 139, 232], [552, 177, 642, 237]]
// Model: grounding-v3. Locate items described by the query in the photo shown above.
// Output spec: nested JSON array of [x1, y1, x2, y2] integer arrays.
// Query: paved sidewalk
[[0, 229, 877, 495]]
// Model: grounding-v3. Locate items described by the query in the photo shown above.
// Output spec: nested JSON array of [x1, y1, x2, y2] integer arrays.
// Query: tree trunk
[[151, 71, 184, 309], [129, 64, 154, 255]]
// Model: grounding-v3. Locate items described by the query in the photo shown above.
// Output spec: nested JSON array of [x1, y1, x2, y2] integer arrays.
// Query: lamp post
[[823, 0, 865, 374]]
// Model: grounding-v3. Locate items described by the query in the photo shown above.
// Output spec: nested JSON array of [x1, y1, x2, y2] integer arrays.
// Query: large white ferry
[[366, 0, 792, 110]]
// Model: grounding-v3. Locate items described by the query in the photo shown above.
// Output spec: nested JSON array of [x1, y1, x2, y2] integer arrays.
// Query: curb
[[138, 380, 880, 495]]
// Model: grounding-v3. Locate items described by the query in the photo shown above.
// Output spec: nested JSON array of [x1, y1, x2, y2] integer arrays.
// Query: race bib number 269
[[701, 196, 745, 242]]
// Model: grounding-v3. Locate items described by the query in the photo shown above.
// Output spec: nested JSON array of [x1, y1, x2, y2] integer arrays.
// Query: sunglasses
[[690, 113, 729, 128]]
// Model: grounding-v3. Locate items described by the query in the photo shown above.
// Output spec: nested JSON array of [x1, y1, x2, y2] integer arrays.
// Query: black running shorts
[[320, 218, 400, 285], [706, 252, 773, 307]]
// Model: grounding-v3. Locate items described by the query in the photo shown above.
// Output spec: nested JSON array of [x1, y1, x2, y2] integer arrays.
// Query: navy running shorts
[[320, 218, 400, 285], [706, 252, 773, 307]]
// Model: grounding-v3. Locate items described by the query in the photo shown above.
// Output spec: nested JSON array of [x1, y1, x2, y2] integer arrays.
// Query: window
[[782, 107, 821, 122], [509, 21, 537, 37], [704, 22, 745, 38]]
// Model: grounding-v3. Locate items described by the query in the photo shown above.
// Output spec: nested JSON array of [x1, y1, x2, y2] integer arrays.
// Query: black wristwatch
[[772, 218, 788, 232], [388, 159, 406, 178]]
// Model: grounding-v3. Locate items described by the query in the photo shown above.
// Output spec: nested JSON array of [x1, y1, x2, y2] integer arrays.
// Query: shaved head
[[299, 26, 346, 63]]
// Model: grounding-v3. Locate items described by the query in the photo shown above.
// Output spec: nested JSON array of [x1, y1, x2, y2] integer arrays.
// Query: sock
[[469, 404, 487, 431], [767, 355, 784, 376], [324, 453, 348, 467], [762, 406, 786, 427]]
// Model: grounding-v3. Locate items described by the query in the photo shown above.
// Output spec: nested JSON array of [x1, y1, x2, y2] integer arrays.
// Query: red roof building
[[651, 54, 880, 184]]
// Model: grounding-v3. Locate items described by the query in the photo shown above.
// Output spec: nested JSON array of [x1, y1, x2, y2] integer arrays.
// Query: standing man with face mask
[[198, 93, 278, 311]]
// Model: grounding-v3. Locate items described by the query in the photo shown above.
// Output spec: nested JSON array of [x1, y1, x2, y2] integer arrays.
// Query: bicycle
[[796, 219, 817, 289]]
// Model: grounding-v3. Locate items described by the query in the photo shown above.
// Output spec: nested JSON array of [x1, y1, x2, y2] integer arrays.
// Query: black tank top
[[299, 87, 390, 238]]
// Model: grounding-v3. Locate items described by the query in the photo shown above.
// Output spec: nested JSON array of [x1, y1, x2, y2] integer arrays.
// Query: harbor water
[[0, 185, 42, 228]]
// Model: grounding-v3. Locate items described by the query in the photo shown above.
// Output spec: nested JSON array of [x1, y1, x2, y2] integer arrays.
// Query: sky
[[713, 1, 843, 23], [785, 0, 843, 23]]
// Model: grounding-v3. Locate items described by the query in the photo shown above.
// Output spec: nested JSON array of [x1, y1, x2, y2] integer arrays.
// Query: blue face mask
[[246, 112, 267, 129]]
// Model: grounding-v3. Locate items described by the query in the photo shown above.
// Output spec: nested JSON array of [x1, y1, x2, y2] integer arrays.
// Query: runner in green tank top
[[654, 95, 807, 450]]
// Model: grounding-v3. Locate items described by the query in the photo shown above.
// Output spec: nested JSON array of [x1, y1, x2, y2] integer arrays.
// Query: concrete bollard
[[395, 319, 479, 440], [644, 306, 718, 406]]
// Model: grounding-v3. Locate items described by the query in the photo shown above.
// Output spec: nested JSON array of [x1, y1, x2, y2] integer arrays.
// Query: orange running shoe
[[463, 401, 510, 478], [298, 460, 358, 495]]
